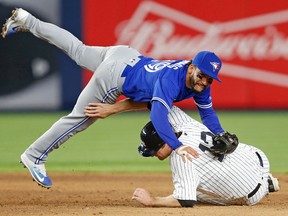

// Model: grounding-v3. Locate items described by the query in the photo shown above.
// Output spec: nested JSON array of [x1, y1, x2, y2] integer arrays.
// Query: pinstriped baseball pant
[[22, 13, 141, 164], [196, 147, 270, 206]]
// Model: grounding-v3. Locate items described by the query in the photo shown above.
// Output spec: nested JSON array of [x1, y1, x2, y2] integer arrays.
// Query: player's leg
[[21, 46, 136, 188], [20, 76, 100, 188], [23, 76, 101, 165], [196, 191, 241, 205], [25, 55, 130, 162], [2, 8, 109, 72], [246, 148, 279, 205], [247, 146, 279, 192], [20, 68, 108, 188], [242, 146, 280, 205]]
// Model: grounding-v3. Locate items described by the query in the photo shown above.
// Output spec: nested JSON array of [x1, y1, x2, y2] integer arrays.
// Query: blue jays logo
[[210, 62, 220, 71], [144, 61, 172, 72]]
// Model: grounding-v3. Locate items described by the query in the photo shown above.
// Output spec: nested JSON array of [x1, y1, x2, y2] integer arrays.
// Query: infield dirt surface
[[0, 173, 287, 216]]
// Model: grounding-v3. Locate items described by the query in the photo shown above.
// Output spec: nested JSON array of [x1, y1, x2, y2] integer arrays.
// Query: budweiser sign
[[84, 0, 288, 108], [115, 1, 288, 88]]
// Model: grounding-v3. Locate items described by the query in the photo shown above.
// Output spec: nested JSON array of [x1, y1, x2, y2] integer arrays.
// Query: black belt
[[256, 152, 264, 167], [248, 183, 261, 198], [248, 152, 264, 198]]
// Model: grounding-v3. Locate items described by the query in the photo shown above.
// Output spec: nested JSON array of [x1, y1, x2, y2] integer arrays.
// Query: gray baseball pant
[[23, 14, 141, 164]]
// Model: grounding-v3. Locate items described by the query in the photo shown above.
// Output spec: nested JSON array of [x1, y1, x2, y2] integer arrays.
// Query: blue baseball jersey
[[122, 56, 224, 149]]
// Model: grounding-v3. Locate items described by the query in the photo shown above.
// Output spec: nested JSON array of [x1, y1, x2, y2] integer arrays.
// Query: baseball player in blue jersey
[[2, 8, 231, 188], [131, 106, 280, 207]]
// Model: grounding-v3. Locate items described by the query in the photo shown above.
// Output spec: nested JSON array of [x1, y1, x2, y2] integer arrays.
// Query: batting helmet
[[138, 121, 182, 157]]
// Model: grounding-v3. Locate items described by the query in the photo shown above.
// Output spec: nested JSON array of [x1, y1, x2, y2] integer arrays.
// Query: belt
[[248, 183, 261, 198], [248, 152, 264, 198], [255, 152, 263, 167]]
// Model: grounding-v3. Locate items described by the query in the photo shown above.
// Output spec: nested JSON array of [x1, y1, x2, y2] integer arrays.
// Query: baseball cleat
[[1, 8, 29, 38], [20, 153, 52, 189], [268, 173, 280, 192]]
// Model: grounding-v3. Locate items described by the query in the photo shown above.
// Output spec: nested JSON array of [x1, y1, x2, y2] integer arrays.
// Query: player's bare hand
[[132, 188, 154, 206], [84, 103, 114, 118], [175, 145, 199, 163]]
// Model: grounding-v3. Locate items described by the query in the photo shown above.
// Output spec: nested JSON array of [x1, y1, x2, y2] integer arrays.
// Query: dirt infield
[[0, 173, 287, 216]]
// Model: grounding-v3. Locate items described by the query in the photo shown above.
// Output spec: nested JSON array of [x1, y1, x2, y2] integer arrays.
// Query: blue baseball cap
[[192, 51, 222, 82]]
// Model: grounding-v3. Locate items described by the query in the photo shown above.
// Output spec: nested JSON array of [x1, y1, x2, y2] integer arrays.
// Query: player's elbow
[[177, 199, 196, 207]]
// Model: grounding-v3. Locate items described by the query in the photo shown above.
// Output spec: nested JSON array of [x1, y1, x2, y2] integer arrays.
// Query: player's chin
[[193, 84, 206, 93]]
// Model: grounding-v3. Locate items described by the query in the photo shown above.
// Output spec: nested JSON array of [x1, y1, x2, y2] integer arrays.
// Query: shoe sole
[[20, 154, 51, 189], [1, 9, 17, 38]]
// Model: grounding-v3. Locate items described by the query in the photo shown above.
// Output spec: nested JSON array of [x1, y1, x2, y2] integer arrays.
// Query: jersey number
[[199, 131, 224, 162]]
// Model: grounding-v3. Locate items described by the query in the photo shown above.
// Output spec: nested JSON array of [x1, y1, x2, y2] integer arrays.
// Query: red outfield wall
[[82, 0, 288, 109]]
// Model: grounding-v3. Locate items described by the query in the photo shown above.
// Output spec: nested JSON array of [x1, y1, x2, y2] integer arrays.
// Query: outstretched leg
[[2, 8, 109, 72]]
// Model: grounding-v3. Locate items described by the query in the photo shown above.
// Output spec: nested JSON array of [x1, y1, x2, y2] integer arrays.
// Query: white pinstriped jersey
[[168, 106, 270, 205]]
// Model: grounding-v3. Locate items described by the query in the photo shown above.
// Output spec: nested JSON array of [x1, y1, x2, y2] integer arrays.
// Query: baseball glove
[[210, 132, 239, 156]]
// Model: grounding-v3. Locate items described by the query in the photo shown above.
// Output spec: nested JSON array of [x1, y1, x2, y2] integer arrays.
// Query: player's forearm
[[114, 98, 148, 113], [132, 188, 181, 207], [199, 107, 224, 134], [84, 99, 148, 118], [150, 195, 181, 207]]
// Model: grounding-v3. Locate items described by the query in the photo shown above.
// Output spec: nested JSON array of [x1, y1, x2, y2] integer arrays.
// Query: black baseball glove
[[210, 132, 239, 156]]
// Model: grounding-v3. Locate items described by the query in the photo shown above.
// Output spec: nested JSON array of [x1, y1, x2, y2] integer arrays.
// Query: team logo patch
[[210, 62, 220, 71], [144, 61, 171, 72]]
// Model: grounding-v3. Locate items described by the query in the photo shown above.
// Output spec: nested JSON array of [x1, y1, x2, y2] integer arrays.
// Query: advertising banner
[[83, 0, 288, 109]]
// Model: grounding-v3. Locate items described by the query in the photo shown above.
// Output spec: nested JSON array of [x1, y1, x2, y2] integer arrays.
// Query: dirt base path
[[0, 173, 287, 216]]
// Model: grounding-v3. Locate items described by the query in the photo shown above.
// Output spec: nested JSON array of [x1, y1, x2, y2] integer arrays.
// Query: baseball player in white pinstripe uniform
[[132, 106, 280, 207]]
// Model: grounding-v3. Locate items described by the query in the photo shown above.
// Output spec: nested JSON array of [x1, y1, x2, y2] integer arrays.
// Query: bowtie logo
[[210, 62, 220, 71]]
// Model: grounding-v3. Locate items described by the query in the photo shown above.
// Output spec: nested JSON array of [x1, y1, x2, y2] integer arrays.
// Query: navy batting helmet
[[138, 121, 182, 157]]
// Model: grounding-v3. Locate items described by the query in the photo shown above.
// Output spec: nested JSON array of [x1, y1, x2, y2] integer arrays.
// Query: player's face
[[186, 65, 213, 93], [155, 144, 172, 160]]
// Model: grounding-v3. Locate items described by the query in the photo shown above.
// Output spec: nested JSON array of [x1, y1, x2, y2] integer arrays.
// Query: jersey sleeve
[[150, 78, 182, 150], [193, 88, 224, 134], [150, 101, 182, 150], [170, 152, 198, 201]]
